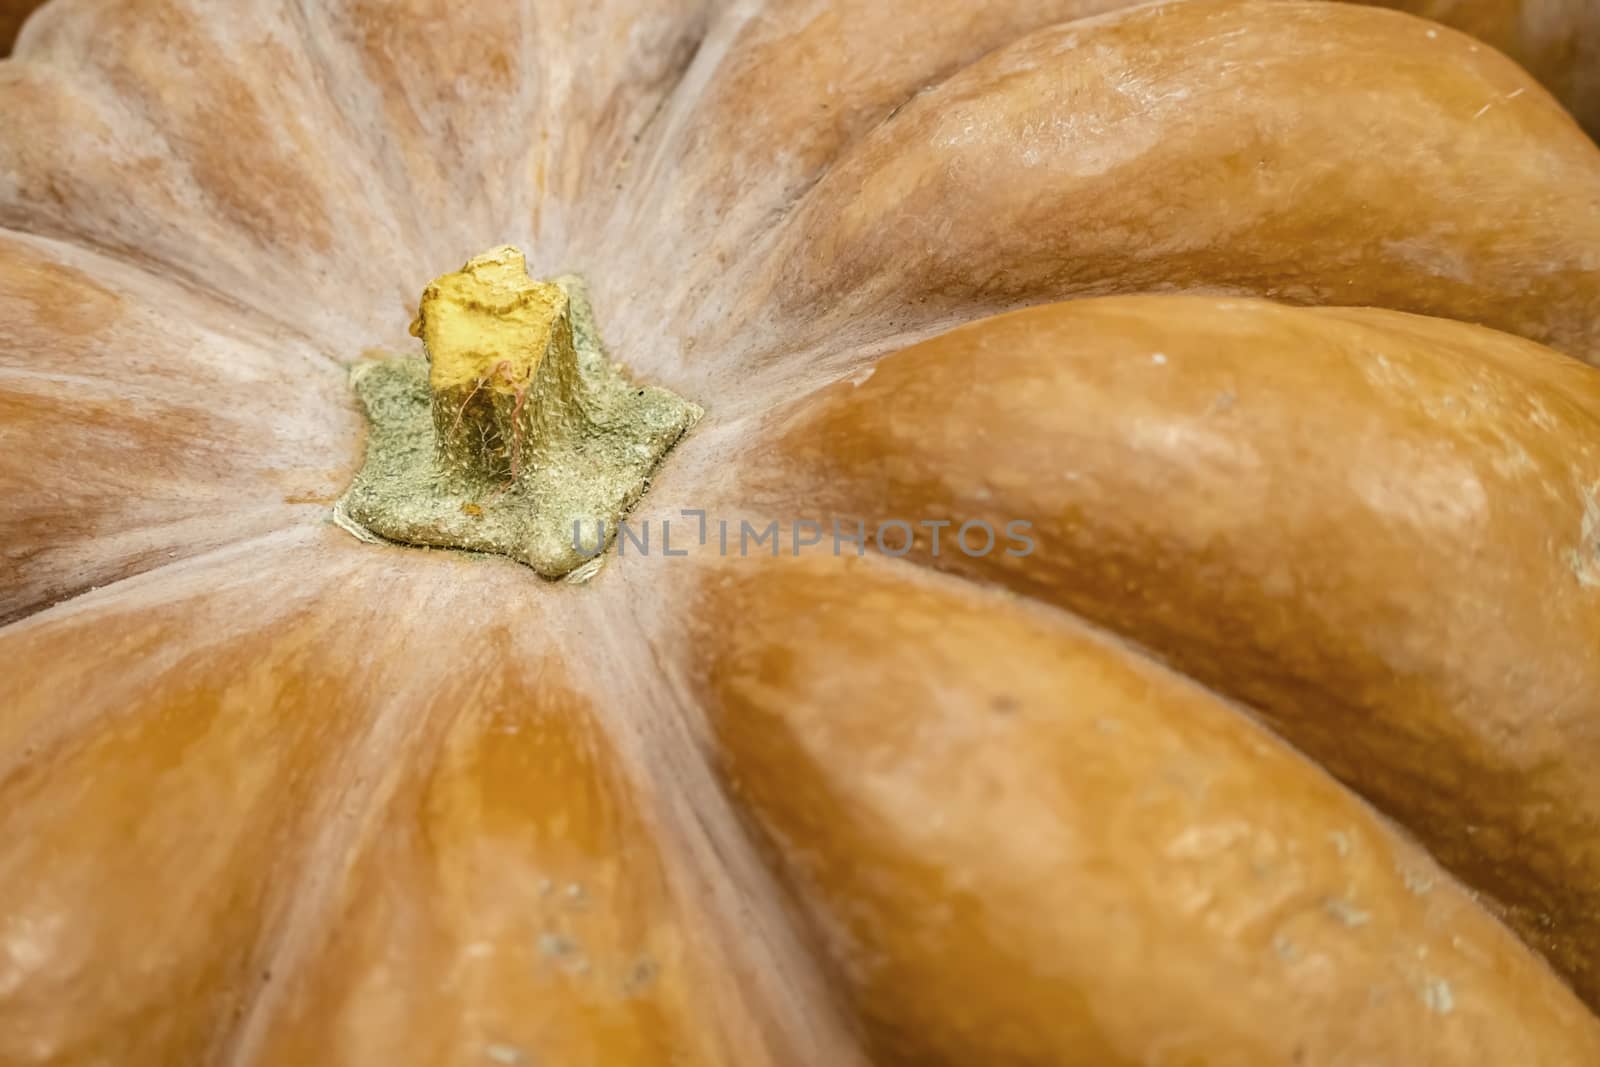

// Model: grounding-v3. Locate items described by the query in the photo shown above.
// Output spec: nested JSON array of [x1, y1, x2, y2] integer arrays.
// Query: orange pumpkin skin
[[1366, 0, 1600, 135], [14, 0, 1582, 128], [3, 1, 1600, 1065]]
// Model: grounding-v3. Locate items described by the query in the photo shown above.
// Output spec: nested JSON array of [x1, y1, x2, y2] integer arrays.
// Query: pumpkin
[[4, 0, 1600, 1062]]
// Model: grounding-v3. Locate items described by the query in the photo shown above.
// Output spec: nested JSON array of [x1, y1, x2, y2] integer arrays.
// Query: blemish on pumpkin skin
[[622, 957, 659, 996], [484, 50, 514, 82], [536, 930, 591, 975], [1322, 898, 1371, 928], [1402, 867, 1436, 896], [273, 466, 360, 507], [1565, 483, 1600, 587], [1421, 977, 1455, 1015], [537, 932, 578, 960]]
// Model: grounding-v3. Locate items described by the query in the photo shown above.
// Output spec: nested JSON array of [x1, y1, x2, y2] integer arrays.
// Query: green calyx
[[333, 246, 702, 580]]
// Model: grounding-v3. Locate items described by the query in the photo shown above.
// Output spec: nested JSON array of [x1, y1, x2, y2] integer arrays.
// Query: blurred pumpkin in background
[[0, 1, 46, 53], [3, 0, 1600, 1064]]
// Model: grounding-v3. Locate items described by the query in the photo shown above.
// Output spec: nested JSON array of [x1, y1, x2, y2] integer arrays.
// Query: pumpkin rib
[[196, 540, 869, 1067], [3, 504, 873, 1066], [3, 0, 740, 358], [0, 43, 418, 352], [560, 568, 882, 1067], [255, 0, 439, 281], [0, 58, 341, 352], [740, 293, 1600, 1007], [211, 616, 832, 1067], [509, 0, 722, 253], [562, 0, 721, 233], [0, 503, 340, 629], [584, 521, 1303, 1060], [0, 224, 351, 369], [629, 490, 1391, 801], [664, 0, 1119, 330], [0, 526, 323, 768], [595, 0, 1143, 370], [711, 0, 1600, 385], [1361, 0, 1600, 136], [7, 0, 525, 348], [4, 528, 852, 1066], [862, 532, 1553, 929], [603, 0, 1600, 365], [607, 0, 1600, 401], [607, 491, 1305, 762], [0, 233, 361, 625], [209, 610, 468, 1067], [0, 526, 418, 1065], [679, 547, 1600, 1063], [735, 0, 1162, 233]]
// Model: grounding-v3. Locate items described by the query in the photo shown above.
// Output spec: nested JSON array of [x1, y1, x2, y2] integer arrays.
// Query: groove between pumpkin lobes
[[332, 246, 703, 580]]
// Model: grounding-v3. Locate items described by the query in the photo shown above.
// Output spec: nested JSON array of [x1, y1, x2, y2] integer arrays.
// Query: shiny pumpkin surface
[[2, 0, 1600, 1064]]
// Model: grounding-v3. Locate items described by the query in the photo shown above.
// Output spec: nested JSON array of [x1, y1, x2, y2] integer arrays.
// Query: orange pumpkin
[[3, 0, 1600, 1063]]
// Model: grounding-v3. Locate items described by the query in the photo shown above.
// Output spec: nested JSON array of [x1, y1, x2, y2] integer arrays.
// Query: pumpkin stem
[[410, 246, 585, 484], [332, 246, 702, 580]]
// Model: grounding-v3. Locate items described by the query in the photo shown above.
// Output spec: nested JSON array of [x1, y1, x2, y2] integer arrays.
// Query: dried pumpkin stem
[[333, 246, 702, 580], [414, 247, 586, 484]]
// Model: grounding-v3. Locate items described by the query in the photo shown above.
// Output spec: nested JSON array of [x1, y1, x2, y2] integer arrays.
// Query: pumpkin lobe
[[333, 246, 701, 579]]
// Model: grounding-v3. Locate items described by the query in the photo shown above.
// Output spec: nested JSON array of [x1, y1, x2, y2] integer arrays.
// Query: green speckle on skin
[[623, 957, 660, 996], [537, 932, 578, 959], [333, 258, 701, 579]]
